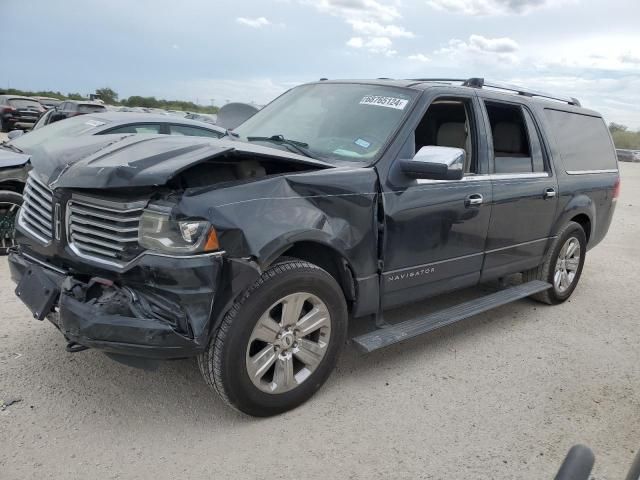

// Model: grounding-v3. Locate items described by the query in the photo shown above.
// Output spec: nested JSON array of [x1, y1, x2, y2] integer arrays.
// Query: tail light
[[613, 177, 621, 200], [1, 106, 15, 113]]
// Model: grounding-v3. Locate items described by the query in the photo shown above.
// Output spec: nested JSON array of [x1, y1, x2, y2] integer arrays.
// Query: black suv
[[8, 78, 619, 416], [0, 95, 45, 132]]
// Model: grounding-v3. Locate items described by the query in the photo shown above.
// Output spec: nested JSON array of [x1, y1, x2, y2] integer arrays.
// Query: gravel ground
[[1, 162, 638, 480]]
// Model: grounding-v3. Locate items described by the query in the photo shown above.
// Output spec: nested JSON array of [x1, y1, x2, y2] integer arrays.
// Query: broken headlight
[[138, 205, 219, 254]]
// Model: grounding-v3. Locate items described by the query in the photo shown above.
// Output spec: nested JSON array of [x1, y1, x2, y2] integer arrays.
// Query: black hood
[[28, 134, 333, 189]]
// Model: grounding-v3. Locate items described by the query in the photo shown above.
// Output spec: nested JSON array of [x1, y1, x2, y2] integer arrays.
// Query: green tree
[[95, 87, 118, 104], [66, 92, 86, 100]]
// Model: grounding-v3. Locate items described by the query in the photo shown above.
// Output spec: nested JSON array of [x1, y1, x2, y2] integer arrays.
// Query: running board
[[352, 280, 551, 353]]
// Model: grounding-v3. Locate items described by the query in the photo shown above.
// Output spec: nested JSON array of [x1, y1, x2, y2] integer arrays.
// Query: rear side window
[[484, 102, 533, 174], [170, 124, 222, 138], [544, 109, 617, 171]]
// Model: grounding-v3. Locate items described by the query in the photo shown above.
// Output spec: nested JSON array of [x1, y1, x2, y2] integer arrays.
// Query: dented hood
[[28, 134, 333, 189]]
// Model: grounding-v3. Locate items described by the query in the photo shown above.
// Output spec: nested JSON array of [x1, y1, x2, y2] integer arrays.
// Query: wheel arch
[[271, 240, 358, 309], [551, 194, 595, 246]]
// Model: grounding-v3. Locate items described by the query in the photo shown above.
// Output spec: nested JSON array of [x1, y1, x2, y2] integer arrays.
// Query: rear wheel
[[198, 259, 348, 416], [524, 221, 587, 304], [0, 191, 23, 255]]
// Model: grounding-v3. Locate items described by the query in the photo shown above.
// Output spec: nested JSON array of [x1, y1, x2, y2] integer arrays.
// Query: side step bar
[[352, 280, 551, 353]]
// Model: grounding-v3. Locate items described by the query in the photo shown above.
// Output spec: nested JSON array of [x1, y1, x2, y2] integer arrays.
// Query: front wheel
[[524, 221, 587, 304], [198, 259, 348, 416]]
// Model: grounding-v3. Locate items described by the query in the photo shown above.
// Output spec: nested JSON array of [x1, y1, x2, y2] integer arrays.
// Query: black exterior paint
[[8, 79, 619, 359]]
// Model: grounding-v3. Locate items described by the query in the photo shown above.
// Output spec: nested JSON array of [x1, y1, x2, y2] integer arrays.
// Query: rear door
[[480, 98, 559, 280]]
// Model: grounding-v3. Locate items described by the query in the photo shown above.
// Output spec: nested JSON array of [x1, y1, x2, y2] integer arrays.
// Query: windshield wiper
[[246, 135, 318, 159], [0, 142, 24, 154]]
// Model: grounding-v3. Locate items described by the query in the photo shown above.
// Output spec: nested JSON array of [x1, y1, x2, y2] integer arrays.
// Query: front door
[[479, 99, 559, 280], [381, 95, 493, 308]]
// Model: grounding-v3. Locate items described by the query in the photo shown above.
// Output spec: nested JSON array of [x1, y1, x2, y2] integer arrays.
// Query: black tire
[[0, 190, 23, 255], [0, 117, 9, 133], [524, 221, 587, 305], [198, 259, 348, 416]]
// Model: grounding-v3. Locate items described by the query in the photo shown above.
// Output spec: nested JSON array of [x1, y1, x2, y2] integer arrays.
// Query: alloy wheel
[[245, 292, 331, 394], [554, 236, 581, 293]]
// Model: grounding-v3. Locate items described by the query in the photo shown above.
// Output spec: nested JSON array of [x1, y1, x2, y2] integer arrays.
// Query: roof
[[311, 78, 599, 115]]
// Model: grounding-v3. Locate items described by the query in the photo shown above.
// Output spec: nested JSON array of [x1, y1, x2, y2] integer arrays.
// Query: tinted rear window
[[544, 109, 617, 171], [8, 98, 42, 109], [78, 104, 106, 113]]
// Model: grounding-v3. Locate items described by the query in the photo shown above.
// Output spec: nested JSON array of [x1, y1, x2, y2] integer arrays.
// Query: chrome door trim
[[566, 169, 619, 175]]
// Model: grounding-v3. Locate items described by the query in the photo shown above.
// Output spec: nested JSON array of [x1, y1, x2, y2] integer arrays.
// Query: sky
[[2, 0, 639, 128]]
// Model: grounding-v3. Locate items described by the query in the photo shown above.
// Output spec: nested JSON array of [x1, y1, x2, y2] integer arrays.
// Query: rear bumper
[[9, 248, 224, 359], [2, 114, 37, 126]]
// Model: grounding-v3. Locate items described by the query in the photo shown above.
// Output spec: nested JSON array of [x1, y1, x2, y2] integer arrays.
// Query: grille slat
[[67, 195, 146, 264], [19, 173, 54, 242]]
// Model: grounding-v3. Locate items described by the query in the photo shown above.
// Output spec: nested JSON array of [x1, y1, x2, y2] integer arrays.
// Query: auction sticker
[[360, 95, 408, 110]]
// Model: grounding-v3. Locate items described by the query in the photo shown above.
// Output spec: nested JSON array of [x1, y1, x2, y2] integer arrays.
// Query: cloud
[[303, 0, 410, 56], [435, 34, 520, 64], [307, 0, 401, 22], [621, 53, 640, 65], [426, 0, 574, 16], [347, 20, 415, 38], [346, 37, 364, 48], [236, 16, 272, 28], [408, 53, 431, 62], [346, 36, 397, 56]]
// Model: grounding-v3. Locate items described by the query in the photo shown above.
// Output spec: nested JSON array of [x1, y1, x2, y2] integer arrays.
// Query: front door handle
[[544, 188, 557, 199], [465, 193, 483, 207]]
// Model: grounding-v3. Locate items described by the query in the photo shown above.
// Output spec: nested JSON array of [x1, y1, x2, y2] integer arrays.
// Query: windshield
[[9, 98, 42, 109], [234, 83, 417, 164], [8, 116, 109, 151]]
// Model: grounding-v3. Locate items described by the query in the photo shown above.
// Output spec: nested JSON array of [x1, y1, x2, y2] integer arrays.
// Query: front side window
[[234, 83, 418, 164], [485, 102, 534, 174], [413, 98, 477, 173]]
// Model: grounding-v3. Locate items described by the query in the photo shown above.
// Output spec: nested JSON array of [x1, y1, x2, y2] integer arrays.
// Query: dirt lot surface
[[1, 163, 638, 480]]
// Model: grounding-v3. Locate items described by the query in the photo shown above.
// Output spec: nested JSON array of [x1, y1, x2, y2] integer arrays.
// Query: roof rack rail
[[409, 77, 581, 107]]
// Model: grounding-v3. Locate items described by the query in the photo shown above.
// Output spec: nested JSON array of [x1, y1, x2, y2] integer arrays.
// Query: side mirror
[[7, 129, 24, 140], [399, 146, 465, 181]]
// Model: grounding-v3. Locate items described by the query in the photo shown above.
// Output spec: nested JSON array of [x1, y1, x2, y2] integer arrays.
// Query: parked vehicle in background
[[32, 96, 62, 110], [38, 100, 107, 127], [0, 95, 46, 132], [185, 112, 218, 124], [0, 112, 226, 250], [617, 149, 640, 162], [7, 77, 619, 416]]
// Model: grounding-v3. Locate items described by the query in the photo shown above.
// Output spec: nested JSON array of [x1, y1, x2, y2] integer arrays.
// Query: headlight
[[138, 204, 219, 254]]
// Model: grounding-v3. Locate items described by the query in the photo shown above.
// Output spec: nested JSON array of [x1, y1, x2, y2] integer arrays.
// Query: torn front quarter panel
[[27, 134, 333, 189]]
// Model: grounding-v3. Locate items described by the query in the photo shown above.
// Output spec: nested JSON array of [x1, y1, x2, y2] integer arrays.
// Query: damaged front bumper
[[9, 248, 225, 359]]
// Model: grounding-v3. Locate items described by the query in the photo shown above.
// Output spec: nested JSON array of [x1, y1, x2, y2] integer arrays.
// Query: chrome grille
[[19, 173, 54, 243], [67, 194, 147, 264]]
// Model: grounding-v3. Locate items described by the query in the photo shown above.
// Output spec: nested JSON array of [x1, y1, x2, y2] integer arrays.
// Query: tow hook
[[65, 341, 89, 353]]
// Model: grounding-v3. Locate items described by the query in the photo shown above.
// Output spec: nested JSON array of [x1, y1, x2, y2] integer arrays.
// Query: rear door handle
[[544, 188, 557, 199], [465, 193, 483, 207]]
